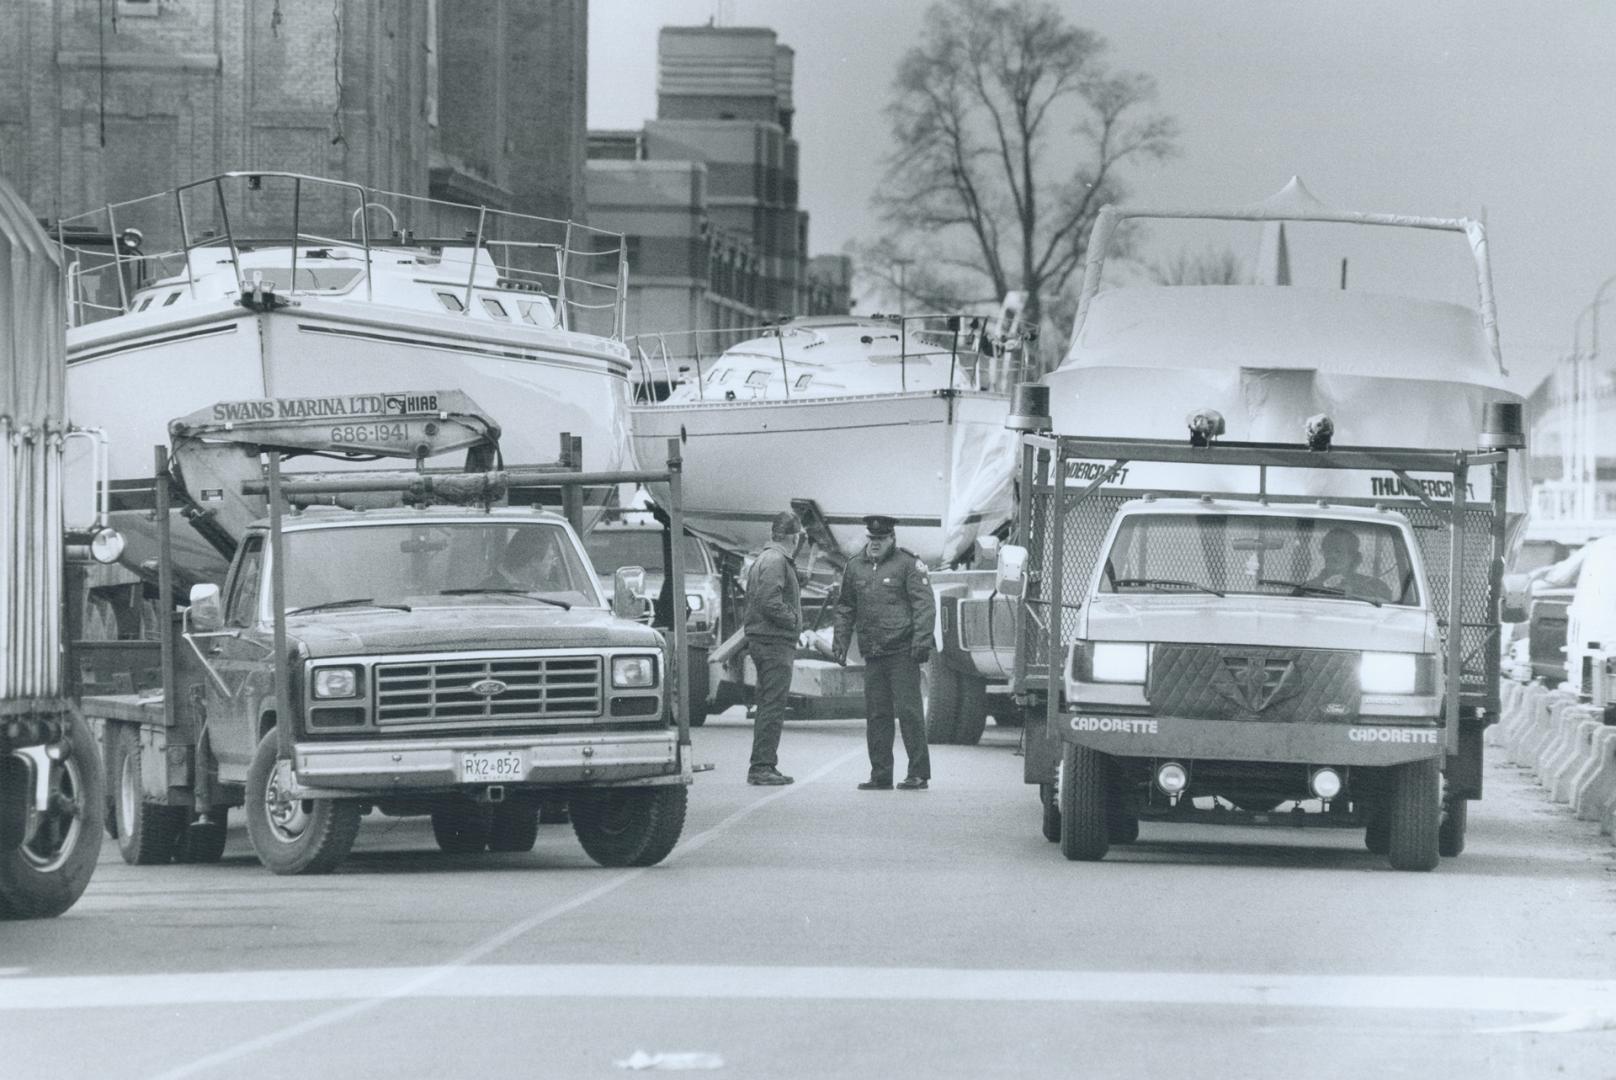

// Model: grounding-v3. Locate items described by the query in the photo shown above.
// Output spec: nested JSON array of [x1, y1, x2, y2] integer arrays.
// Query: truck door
[[204, 534, 271, 773]]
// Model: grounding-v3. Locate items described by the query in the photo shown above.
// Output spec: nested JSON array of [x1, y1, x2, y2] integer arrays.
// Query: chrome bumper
[[288, 729, 682, 795]]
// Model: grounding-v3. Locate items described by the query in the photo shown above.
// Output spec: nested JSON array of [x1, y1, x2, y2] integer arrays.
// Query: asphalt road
[[4, 711, 1616, 1080]]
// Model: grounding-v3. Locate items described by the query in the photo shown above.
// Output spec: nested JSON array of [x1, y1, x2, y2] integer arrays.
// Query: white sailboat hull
[[632, 390, 1017, 564]]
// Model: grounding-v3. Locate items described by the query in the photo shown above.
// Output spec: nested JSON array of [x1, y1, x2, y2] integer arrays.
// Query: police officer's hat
[[863, 514, 897, 537]]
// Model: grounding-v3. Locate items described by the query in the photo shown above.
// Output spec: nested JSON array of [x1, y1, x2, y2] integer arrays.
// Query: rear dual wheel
[[0, 712, 106, 919]]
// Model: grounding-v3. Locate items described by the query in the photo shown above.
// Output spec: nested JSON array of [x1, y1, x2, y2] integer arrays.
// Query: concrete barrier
[[1516, 689, 1572, 769], [1502, 682, 1550, 762], [1539, 702, 1599, 784], [1570, 728, 1616, 825], [1548, 717, 1605, 803]]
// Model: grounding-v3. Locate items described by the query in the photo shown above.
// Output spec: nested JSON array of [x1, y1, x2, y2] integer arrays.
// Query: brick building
[[0, 0, 587, 226], [585, 24, 852, 363]]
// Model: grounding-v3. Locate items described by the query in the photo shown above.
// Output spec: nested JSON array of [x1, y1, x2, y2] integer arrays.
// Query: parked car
[[585, 517, 724, 724]]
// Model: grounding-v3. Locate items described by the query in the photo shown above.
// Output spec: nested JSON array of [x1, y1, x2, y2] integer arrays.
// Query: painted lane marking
[[1, 967, 1614, 1017], [138, 746, 865, 1080]]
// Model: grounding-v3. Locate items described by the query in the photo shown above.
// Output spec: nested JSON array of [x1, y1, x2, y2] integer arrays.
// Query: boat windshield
[[280, 521, 602, 611], [1098, 513, 1420, 606]]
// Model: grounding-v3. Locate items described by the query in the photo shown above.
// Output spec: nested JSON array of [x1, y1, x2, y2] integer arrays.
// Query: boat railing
[[53, 171, 628, 340]]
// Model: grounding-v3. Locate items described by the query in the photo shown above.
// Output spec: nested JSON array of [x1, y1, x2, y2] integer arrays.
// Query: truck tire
[[1058, 743, 1109, 861], [487, 802, 540, 853], [1105, 758, 1139, 844], [1386, 757, 1441, 871], [925, 662, 962, 744], [173, 812, 229, 864], [111, 724, 186, 866], [1364, 812, 1390, 855], [245, 731, 360, 876], [954, 673, 988, 746], [1040, 783, 1060, 842], [0, 711, 106, 919], [687, 647, 711, 727], [431, 804, 493, 854], [571, 784, 688, 868], [1438, 794, 1468, 858]]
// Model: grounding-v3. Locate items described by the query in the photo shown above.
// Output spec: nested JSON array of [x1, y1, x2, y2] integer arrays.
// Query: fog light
[[1310, 767, 1343, 800], [1155, 761, 1189, 795]]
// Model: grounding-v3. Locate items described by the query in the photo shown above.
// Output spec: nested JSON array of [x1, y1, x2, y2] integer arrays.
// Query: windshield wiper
[[286, 597, 412, 616], [438, 588, 572, 610], [1258, 579, 1383, 608], [1111, 577, 1224, 597]]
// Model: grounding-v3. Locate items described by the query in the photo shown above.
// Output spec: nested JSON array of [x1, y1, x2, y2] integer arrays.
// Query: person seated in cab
[[485, 527, 570, 591], [1305, 527, 1392, 602]]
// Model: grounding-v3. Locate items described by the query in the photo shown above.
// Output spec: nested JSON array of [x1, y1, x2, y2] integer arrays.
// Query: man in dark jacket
[[742, 511, 805, 785], [833, 515, 935, 790]]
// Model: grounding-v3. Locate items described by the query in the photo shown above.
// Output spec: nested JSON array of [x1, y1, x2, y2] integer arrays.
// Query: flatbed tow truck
[[1000, 388, 1525, 870], [76, 391, 701, 874]]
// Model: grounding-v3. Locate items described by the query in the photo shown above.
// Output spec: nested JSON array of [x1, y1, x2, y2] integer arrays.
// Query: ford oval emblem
[[470, 678, 509, 697]]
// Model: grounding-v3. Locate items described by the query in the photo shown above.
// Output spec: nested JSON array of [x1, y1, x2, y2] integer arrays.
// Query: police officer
[[742, 510, 806, 785], [833, 515, 935, 790]]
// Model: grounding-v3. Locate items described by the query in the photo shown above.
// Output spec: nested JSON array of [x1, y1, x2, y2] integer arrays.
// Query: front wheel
[[244, 731, 360, 875], [1058, 743, 1109, 861], [1386, 757, 1441, 871], [0, 711, 107, 919], [571, 784, 688, 867]]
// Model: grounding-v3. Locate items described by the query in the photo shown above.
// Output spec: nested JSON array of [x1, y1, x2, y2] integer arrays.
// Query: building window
[[436, 291, 465, 312], [480, 297, 508, 319]]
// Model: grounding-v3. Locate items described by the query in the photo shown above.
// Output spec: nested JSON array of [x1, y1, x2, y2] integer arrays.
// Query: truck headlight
[[685, 593, 705, 612], [1360, 652, 1418, 695], [612, 655, 658, 688], [312, 666, 361, 699], [1091, 642, 1149, 684]]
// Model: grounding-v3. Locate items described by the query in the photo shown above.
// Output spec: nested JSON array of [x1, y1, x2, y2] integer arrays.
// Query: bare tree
[[1148, 246, 1250, 286], [864, 0, 1177, 369]]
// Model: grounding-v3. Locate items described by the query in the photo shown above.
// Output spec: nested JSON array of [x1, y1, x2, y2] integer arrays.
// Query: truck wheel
[[1364, 812, 1390, 855], [1438, 794, 1468, 858], [571, 784, 688, 868], [538, 797, 571, 825], [1058, 743, 1109, 861], [431, 804, 493, 854], [111, 724, 185, 866], [1040, 783, 1060, 842], [1105, 759, 1139, 844], [955, 674, 988, 746], [487, 802, 540, 853], [0, 711, 107, 919], [687, 648, 711, 727], [244, 731, 360, 876], [925, 663, 962, 744], [1386, 757, 1441, 871], [173, 811, 229, 864]]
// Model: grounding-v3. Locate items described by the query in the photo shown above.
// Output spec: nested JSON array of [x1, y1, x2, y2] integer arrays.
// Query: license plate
[[460, 750, 525, 782]]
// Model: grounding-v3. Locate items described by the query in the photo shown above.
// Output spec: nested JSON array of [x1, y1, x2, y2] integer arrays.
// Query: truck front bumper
[[1062, 712, 1444, 765], [288, 729, 683, 795]]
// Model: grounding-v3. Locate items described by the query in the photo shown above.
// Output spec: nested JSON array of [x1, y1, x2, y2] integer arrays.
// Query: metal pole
[[776, 327, 791, 400], [462, 206, 487, 314], [1044, 442, 1067, 736], [155, 446, 176, 729], [290, 177, 302, 299], [667, 437, 690, 751], [1444, 458, 1467, 756], [268, 454, 295, 761]]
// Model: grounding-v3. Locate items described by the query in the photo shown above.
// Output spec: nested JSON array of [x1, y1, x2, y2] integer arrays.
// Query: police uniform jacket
[[742, 541, 802, 643], [832, 546, 934, 659]]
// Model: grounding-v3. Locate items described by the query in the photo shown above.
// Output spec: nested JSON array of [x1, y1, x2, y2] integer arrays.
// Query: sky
[[588, 0, 1616, 395]]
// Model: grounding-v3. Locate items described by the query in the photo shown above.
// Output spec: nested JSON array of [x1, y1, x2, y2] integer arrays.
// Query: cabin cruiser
[[58, 171, 636, 582], [629, 310, 1033, 565]]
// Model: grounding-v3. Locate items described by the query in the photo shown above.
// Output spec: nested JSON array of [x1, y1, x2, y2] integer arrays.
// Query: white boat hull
[[631, 391, 1017, 564], [68, 299, 636, 580]]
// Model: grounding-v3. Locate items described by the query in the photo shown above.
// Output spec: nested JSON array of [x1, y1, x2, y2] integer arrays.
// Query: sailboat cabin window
[[794, 374, 813, 390], [136, 296, 154, 311], [481, 298, 509, 319], [518, 299, 557, 328], [745, 371, 771, 387], [436, 292, 465, 312], [163, 292, 182, 306]]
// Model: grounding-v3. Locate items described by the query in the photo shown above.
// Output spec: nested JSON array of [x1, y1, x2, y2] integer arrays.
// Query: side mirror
[[976, 534, 1001, 569], [996, 544, 1028, 599], [189, 583, 224, 632], [1501, 572, 1530, 624], [612, 566, 647, 621]]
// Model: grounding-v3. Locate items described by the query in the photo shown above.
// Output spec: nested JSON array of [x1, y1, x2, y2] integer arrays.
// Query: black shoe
[[897, 777, 929, 790], [748, 768, 794, 786], [857, 779, 893, 791]]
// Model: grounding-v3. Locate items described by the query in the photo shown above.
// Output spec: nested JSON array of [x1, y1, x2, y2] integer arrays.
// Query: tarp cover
[[0, 175, 64, 427]]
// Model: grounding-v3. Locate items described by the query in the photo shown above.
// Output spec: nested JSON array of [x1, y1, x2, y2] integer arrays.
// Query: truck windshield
[[280, 521, 601, 611], [1098, 513, 1419, 606], [583, 529, 708, 574]]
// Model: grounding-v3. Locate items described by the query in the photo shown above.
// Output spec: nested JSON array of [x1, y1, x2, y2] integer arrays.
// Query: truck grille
[[374, 655, 603, 726], [1147, 645, 1360, 723]]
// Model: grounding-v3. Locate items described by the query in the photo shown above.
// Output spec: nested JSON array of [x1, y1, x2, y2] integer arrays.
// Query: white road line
[[131, 746, 866, 1080], [2, 966, 1615, 1017]]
